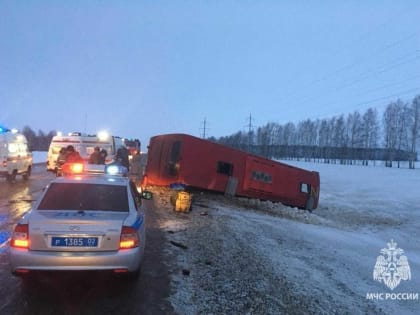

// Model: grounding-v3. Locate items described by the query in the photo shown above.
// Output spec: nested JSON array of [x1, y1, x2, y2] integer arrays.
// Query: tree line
[[20, 94, 420, 168], [21, 126, 55, 151], [210, 94, 420, 169]]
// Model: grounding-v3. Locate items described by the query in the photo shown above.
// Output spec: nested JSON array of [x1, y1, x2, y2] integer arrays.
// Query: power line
[[288, 52, 419, 108], [323, 5, 418, 60], [348, 73, 420, 99], [351, 88, 420, 108], [278, 30, 420, 105], [313, 87, 420, 119]]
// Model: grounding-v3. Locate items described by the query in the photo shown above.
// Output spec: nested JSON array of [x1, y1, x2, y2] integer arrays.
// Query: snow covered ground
[[31, 152, 420, 313], [32, 151, 47, 164], [154, 160, 420, 314]]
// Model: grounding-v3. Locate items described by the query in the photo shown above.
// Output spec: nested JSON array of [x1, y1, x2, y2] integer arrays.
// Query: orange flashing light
[[62, 163, 84, 175], [71, 163, 84, 173]]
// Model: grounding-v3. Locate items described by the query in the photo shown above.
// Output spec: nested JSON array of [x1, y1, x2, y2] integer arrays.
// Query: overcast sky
[[1, 1, 419, 147]]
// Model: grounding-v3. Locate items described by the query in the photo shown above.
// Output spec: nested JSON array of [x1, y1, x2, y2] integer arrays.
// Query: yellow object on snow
[[174, 191, 192, 212]]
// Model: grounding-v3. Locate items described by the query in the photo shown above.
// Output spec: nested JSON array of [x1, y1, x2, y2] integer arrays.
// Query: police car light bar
[[0, 126, 11, 133], [61, 163, 128, 176], [61, 163, 85, 175], [105, 163, 128, 176]]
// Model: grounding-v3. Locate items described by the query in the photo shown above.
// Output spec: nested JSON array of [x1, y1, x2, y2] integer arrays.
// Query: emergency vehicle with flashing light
[[9, 162, 153, 279], [0, 127, 32, 182], [46, 131, 125, 173]]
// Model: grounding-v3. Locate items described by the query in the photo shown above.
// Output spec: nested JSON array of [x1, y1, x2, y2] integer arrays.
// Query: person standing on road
[[116, 146, 130, 170], [65, 145, 83, 163], [88, 146, 101, 164], [56, 147, 67, 167], [99, 149, 108, 164], [55, 147, 67, 176], [129, 149, 143, 185]]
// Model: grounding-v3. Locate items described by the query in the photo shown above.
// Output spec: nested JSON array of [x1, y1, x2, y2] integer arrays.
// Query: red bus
[[144, 133, 320, 210]]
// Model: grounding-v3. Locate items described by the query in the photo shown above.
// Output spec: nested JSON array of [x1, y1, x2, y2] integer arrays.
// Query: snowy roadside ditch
[[151, 161, 419, 314]]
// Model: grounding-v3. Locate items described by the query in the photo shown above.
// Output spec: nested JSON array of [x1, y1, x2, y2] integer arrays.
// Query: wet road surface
[[0, 164, 174, 315]]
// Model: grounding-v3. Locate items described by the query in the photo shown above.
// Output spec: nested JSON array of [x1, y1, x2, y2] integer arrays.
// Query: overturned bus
[[143, 133, 320, 211]]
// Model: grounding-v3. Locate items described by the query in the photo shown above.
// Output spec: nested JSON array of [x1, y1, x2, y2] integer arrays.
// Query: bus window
[[300, 183, 310, 194]]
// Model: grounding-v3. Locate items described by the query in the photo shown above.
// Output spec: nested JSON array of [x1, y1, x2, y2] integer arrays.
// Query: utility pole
[[246, 113, 254, 152], [200, 118, 208, 139], [84, 113, 87, 134]]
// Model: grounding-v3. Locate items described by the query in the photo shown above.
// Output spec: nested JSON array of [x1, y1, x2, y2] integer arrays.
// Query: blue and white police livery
[[9, 163, 152, 279]]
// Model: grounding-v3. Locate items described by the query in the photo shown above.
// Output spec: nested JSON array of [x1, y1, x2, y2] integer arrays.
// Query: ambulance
[[0, 127, 33, 182], [46, 131, 124, 173]]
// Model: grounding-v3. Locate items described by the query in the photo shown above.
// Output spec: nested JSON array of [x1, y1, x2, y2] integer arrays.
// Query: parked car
[[9, 162, 152, 279]]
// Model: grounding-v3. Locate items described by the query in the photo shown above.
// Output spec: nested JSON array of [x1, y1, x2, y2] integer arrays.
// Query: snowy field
[[155, 160, 420, 314], [32, 151, 47, 164], [31, 152, 420, 313]]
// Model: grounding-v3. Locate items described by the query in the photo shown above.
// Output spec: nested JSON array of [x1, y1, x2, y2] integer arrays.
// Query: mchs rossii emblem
[[373, 239, 411, 290]]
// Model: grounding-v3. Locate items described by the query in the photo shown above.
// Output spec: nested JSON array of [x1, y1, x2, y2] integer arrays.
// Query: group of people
[[55, 145, 145, 183], [56, 145, 128, 169], [56, 145, 83, 166], [88, 146, 108, 165]]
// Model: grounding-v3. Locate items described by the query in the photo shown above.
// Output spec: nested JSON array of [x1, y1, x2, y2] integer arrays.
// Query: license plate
[[51, 237, 98, 247]]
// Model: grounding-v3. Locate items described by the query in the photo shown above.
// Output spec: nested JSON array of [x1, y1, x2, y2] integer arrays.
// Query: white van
[[46, 132, 124, 173], [0, 129, 33, 181]]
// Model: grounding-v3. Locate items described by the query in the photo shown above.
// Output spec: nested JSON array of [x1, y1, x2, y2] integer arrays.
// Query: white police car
[[9, 162, 152, 279]]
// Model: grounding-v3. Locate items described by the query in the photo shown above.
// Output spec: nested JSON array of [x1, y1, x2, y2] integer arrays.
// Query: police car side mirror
[[141, 190, 153, 200]]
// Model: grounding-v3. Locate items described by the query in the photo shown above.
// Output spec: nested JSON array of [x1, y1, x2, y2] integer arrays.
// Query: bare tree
[[346, 111, 363, 164], [256, 123, 277, 158], [22, 126, 37, 151], [383, 102, 398, 166], [214, 95, 417, 166], [361, 108, 379, 165], [383, 100, 409, 167], [395, 100, 410, 168], [283, 122, 296, 146], [273, 124, 283, 145], [331, 115, 347, 163], [318, 119, 331, 162], [409, 95, 420, 169], [20, 126, 55, 151]]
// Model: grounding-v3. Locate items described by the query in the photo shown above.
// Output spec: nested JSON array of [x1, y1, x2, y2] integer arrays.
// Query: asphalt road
[[0, 164, 174, 315]]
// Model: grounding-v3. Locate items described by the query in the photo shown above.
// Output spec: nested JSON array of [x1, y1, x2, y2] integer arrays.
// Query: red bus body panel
[[144, 134, 320, 210]]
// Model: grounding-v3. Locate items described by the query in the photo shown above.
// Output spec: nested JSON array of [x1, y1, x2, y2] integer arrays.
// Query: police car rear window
[[37, 183, 129, 212]]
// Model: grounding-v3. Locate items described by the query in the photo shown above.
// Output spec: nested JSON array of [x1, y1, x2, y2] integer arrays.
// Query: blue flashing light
[[0, 126, 11, 134], [106, 165, 119, 175], [105, 163, 128, 176]]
